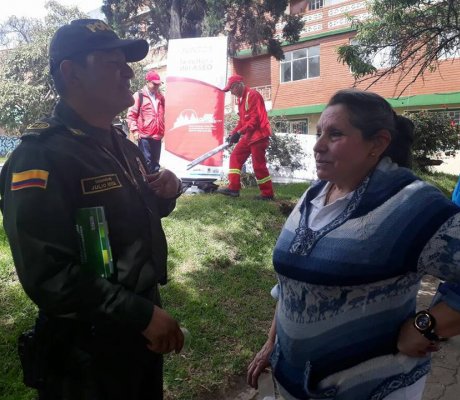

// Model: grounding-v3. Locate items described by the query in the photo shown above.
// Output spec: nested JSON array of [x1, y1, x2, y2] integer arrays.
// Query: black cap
[[49, 19, 149, 73]]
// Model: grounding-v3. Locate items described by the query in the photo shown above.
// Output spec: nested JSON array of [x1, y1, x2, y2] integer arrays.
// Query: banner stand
[[162, 36, 228, 192]]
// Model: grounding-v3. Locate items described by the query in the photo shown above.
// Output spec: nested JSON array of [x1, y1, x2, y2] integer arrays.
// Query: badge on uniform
[[11, 170, 49, 191], [81, 174, 122, 194]]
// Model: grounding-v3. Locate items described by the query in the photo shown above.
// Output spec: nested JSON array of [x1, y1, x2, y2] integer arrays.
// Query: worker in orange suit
[[217, 75, 274, 200]]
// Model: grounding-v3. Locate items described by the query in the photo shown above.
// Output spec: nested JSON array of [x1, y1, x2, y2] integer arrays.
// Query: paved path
[[419, 277, 460, 400], [226, 276, 460, 400]]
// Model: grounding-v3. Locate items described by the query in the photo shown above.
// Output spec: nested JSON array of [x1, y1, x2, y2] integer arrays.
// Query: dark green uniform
[[0, 101, 176, 399]]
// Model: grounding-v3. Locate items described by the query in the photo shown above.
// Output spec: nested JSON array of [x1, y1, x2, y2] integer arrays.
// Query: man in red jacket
[[127, 70, 165, 173], [217, 75, 274, 200]]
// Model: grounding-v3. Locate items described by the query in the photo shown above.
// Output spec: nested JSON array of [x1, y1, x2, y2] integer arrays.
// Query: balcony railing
[[274, 0, 369, 39], [254, 85, 272, 101], [232, 85, 272, 107]]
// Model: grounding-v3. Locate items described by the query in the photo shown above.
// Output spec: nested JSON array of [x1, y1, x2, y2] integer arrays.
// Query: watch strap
[[423, 330, 440, 342]]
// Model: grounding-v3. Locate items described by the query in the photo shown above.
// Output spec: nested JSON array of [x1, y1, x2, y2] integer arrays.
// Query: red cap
[[223, 74, 243, 92], [146, 70, 161, 84]]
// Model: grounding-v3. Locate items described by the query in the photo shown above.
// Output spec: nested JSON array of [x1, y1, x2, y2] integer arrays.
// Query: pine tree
[[102, 0, 303, 60]]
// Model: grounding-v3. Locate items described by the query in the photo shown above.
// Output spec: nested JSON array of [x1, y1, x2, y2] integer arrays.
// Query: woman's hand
[[146, 169, 181, 199], [397, 318, 440, 357], [247, 339, 274, 389]]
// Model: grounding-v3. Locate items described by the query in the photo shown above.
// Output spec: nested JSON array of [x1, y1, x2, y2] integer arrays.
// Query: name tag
[[81, 174, 122, 194]]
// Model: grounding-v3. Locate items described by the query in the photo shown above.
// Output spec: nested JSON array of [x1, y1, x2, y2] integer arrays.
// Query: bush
[[406, 110, 460, 171], [224, 111, 305, 173]]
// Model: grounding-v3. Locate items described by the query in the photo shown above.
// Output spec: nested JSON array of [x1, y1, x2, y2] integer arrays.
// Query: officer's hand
[[142, 305, 184, 354], [146, 169, 182, 199], [227, 132, 241, 144]]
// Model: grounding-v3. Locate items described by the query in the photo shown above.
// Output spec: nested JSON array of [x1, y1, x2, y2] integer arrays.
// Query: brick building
[[228, 0, 460, 137]]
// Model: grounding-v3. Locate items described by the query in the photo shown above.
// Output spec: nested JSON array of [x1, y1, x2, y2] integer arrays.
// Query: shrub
[[406, 110, 460, 171], [224, 111, 305, 174]]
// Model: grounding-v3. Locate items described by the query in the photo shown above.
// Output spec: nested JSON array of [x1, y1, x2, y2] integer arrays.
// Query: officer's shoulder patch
[[26, 122, 50, 130], [22, 118, 64, 140]]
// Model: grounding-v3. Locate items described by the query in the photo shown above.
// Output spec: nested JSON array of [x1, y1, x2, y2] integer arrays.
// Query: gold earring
[[370, 152, 376, 157]]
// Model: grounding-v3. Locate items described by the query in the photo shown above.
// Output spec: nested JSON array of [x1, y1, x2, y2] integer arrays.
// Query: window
[[308, 0, 324, 10], [446, 110, 460, 126], [275, 119, 309, 135], [409, 109, 460, 127], [281, 46, 320, 83], [326, 0, 349, 6], [426, 110, 460, 126], [290, 0, 324, 14]]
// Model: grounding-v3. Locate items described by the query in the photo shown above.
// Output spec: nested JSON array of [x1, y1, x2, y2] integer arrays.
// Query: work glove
[[227, 132, 241, 144]]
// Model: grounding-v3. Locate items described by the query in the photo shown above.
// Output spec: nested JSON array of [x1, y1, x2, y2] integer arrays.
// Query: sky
[[0, 0, 103, 22]]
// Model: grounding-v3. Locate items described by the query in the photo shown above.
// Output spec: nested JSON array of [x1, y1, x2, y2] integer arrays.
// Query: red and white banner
[[164, 77, 224, 167], [162, 37, 228, 180]]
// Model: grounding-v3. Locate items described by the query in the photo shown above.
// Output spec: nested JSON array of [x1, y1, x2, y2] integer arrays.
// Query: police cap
[[49, 19, 149, 73]]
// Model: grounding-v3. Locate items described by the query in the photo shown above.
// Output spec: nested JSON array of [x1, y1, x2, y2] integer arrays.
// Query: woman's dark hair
[[327, 89, 415, 168]]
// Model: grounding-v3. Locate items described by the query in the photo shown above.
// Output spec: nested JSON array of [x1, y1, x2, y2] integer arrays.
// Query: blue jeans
[[138, 138, 162, 174]]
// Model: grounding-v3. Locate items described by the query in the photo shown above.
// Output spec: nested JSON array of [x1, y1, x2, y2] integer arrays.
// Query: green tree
[[102, 0, 303, 60], [337, 0, 460, 95], [267, 116, 306, 172], [406, 110, 460, 171], [0, 1, 85, 134]]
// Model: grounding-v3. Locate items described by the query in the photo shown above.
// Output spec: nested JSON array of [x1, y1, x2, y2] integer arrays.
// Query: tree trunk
[[169, 0, 181, 39]]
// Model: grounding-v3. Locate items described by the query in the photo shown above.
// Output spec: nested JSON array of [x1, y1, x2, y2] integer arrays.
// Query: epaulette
[[21, 118, 65, 140]]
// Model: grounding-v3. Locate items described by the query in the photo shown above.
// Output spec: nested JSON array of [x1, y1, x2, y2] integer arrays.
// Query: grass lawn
[[0, 182, 305, 400], [0, 173, 457, 400]]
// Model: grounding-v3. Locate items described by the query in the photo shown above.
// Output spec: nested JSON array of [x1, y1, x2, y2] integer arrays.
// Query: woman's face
[[314, 104, 380, 188]]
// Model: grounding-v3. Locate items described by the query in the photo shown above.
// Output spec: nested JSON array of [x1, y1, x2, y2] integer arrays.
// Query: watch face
[[415, 313, 432, 331]]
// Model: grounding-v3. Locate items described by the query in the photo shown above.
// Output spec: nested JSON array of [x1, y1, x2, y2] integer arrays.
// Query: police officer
[[0, 19, 184, 400]]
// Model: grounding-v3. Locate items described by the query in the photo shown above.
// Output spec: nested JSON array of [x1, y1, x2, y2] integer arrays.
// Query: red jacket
[[231, 87, 271, 145], [127, 88, 165, 140]]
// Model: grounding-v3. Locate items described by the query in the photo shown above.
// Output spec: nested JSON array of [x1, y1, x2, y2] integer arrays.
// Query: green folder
[[75, 207, 114, 279]]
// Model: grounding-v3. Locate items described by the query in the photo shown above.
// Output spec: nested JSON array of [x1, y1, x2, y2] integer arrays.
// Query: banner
[[165, 77, 224, 166], [162, 36, 228, 180], [166, 37, 227, 88]]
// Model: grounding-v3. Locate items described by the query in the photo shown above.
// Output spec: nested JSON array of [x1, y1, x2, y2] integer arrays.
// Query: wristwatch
[[413, 310, 440, 341]]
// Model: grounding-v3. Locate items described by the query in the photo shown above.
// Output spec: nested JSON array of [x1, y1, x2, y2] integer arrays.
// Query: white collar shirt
[[308, 182, 355, 231], [147, 90, 159, 113]]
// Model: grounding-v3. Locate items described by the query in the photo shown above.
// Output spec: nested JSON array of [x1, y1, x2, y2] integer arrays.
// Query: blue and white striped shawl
[[271, 158, 460, 400]]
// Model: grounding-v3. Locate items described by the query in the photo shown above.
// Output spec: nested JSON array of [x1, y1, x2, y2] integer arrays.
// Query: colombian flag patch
[[11, 170, 49, 191]]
